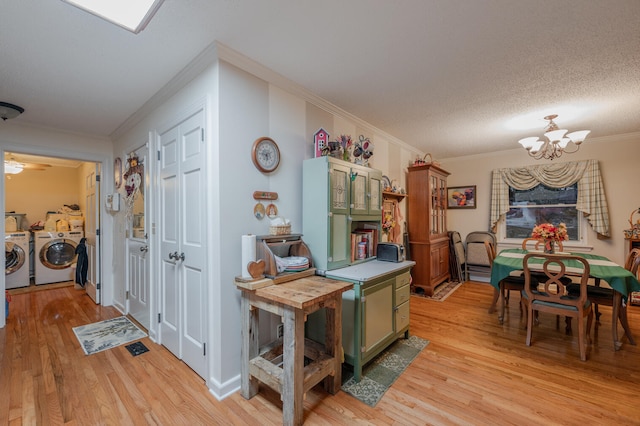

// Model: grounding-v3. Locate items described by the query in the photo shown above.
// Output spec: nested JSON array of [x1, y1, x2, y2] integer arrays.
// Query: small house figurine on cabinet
[[314, 128, 330, 158]]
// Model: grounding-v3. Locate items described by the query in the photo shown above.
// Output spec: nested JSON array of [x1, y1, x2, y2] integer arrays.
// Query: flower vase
[[544, 240, 555, 254]]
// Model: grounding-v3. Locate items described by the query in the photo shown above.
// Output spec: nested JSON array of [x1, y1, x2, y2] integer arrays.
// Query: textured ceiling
[[1, 0, 639, 159]]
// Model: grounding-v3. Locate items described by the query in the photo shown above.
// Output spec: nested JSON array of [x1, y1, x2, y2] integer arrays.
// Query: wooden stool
[[236, 276, 353, 426]]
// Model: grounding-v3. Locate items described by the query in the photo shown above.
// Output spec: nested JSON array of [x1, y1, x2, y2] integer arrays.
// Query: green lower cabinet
[[306, 263, 414, 382], [395, 271, 411, 337], [360, 277, 395, 359]]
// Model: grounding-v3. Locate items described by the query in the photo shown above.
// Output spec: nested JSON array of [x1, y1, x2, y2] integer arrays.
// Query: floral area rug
[[341, 335, 429, 407], [72, 316, 147, 355], [411, 281, 462, 302]]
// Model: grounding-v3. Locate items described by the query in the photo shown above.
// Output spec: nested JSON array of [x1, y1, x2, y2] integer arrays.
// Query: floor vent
[[125, 341, 149, 356]]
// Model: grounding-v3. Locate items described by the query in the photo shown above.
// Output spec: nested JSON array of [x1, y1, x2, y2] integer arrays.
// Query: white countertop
[[325, 260, 416, 282]]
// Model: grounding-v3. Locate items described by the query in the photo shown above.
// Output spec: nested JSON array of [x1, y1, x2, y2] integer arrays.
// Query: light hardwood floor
[[1, 281, 639, 425]]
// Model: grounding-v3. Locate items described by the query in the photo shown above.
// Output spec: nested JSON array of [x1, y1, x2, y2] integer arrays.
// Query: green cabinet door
[[328, 162, 352, 270]]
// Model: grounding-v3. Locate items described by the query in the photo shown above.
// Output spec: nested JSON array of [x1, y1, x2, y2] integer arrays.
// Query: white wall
[[441, 133, 640, 265], [5, 166, 81, 227]]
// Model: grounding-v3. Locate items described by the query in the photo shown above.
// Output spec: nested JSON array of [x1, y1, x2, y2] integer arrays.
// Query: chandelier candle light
[[518, 114, 590, 160], [531, 222, 568, 254]]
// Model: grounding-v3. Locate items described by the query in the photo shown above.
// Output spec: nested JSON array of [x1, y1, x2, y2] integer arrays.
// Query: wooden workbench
[[236, 275, 353, 426]]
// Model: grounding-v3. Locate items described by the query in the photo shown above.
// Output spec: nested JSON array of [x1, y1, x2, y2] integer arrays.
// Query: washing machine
[[34, 230, 84, 285], [5, 231, 30, 289]]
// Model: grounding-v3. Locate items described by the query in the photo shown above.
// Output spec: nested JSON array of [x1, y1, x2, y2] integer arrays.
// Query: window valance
[[490, 159, 610, 237]]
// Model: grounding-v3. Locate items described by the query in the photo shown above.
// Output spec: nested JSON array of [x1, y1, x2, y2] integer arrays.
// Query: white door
[[159, 108, 207, 379], [127, 145, 150, 330], [85, 164, 101, 304], [128, 239, 149, 329]]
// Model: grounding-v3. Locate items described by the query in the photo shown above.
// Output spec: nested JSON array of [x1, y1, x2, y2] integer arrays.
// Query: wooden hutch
[[407, 163, 450, 296]]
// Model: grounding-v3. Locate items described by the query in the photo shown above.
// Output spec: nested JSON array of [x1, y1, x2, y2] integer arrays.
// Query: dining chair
[[521, 253, 593, 361], [521, 238, 564, 252], [522, 237, 573, 331], [485, 241, 530, 324], [568, 248, 640, 350]]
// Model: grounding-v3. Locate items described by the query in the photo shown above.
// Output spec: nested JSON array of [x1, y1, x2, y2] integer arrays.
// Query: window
[[491, 160, 610, 242], [505, 183, 581, 241]]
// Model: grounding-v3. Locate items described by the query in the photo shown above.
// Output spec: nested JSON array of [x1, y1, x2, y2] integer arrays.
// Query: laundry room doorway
[[4, 151, 103, 303]]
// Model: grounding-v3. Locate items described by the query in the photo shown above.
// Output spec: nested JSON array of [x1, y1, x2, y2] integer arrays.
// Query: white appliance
[[34, 230, 84, 285], [5, 231, 30, 289]]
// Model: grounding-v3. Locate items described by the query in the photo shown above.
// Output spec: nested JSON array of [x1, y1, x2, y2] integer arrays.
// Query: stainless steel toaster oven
[[376, 242, 405, 262]]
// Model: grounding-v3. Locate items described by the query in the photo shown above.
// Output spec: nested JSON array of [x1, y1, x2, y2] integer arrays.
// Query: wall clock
[[114, 157, 123, 188], [251, 137, 280, 173]]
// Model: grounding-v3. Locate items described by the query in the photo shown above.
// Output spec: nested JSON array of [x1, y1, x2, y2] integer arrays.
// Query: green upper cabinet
[[303, 156, 382, 272], [368, 171, 382, 217], [329, 162, 351, 217], [328, 161, 351, 269], [350, 167, 382, 218]]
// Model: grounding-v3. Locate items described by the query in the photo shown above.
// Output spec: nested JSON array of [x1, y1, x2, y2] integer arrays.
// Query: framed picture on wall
[[447, 186, 476, 209]]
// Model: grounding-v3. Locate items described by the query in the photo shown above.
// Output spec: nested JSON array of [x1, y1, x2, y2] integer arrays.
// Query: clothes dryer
[[34, 230, 84, 285], [5, 231, 30, 289]]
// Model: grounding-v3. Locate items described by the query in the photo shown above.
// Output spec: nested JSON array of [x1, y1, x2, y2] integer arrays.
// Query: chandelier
[[518, 114, 590, 160]]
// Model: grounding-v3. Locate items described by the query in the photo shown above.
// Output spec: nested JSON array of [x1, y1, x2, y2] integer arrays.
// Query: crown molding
[[215, 42, 417, 153], [111, 41, 418, 154], [110, 43, 220, 140]]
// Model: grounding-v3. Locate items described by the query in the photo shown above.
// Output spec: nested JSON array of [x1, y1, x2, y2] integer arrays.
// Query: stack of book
[[350, 226, 378, 262]]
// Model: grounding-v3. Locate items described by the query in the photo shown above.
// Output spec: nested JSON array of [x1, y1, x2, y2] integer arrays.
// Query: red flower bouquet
[[531, 222, 568, 253]]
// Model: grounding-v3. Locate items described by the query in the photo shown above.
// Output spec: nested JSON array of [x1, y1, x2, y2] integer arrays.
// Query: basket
[[413, 153, 441, 167], [269, 223, 291, 235], [423, 153, 441, 166]]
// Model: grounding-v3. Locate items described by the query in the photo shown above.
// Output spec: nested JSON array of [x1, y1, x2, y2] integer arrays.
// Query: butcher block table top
[[240, 275, 353, 310]]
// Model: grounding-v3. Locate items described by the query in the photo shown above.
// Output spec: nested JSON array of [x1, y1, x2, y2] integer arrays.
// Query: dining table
[[489, 248, 640, 349]]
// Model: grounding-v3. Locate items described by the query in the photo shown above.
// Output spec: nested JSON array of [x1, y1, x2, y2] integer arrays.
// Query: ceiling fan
[[4, 153, 52, 174]]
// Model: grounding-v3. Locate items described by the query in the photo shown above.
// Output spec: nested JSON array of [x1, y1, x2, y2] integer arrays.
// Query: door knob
[[168, 251, 184, 260], [140, 246, 148, 252]]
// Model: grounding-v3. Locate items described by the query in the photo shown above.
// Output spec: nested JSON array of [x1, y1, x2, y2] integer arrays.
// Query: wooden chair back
[[484, 241, 496, 267], [523, 253, 589, 307], [521, 238, 564, 252], [522, 252, 593, 360], [624, 248, 640, 275]]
